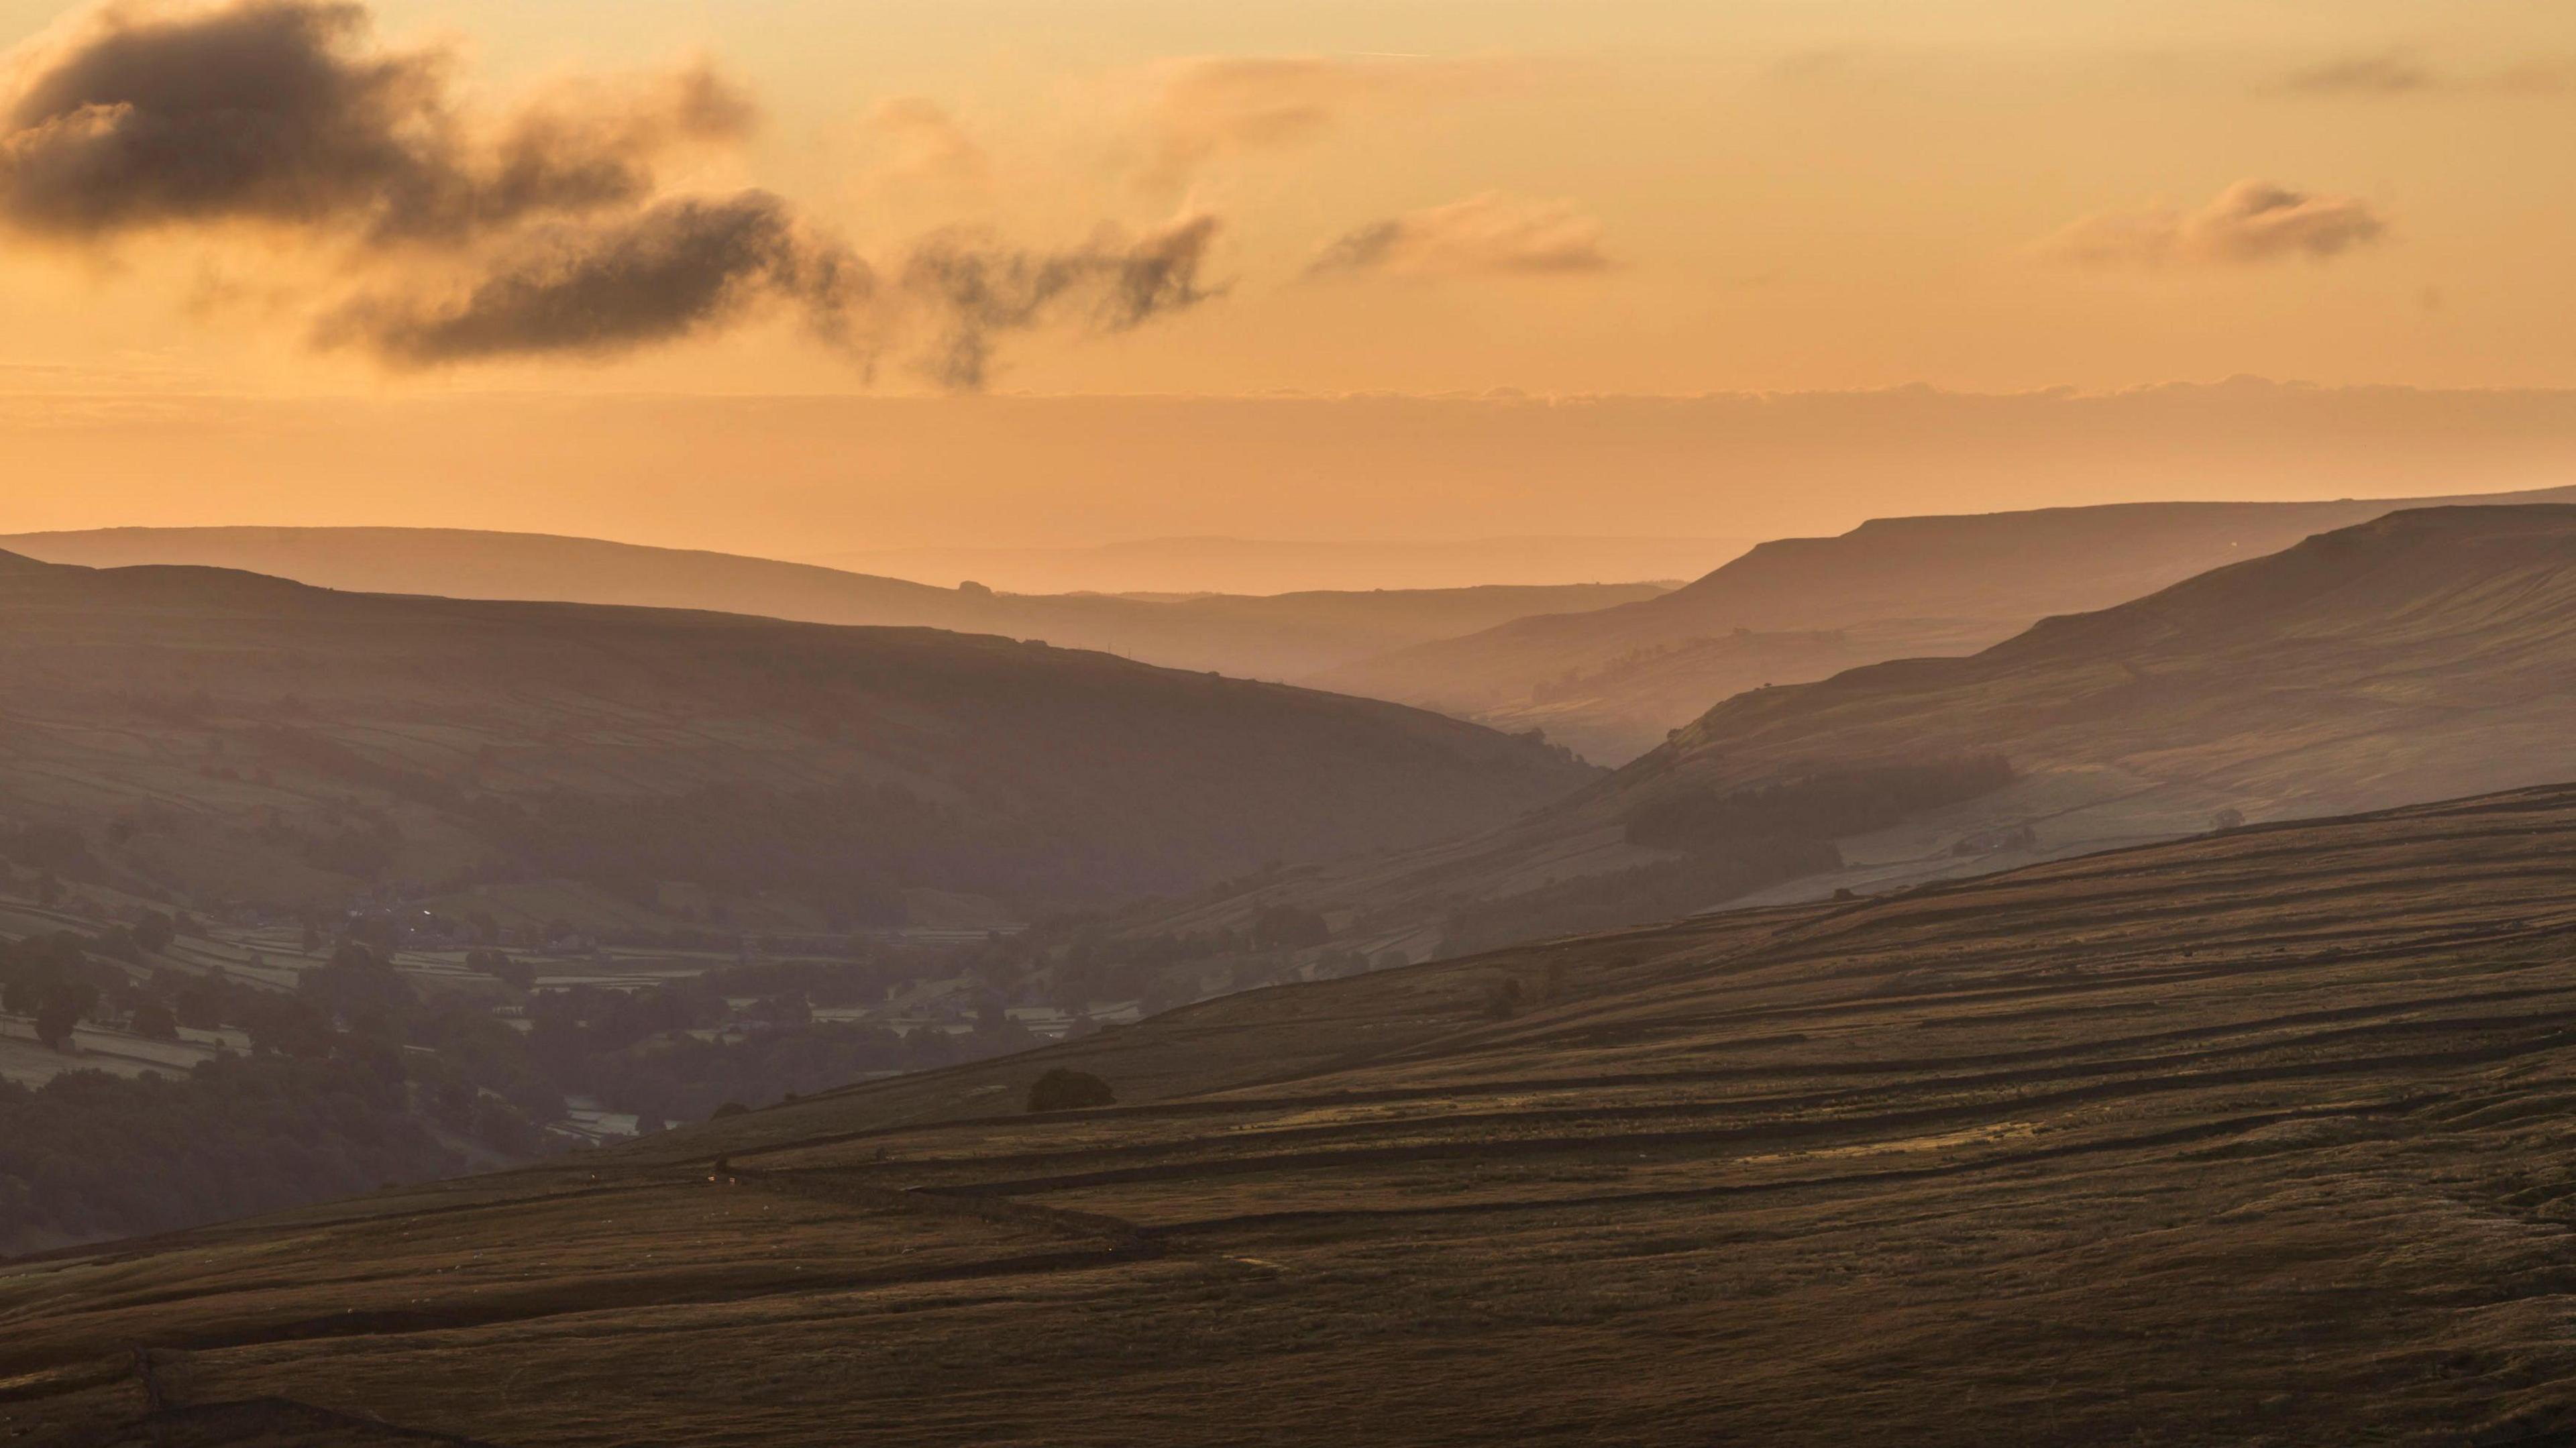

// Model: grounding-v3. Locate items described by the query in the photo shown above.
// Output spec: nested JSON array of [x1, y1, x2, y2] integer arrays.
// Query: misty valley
[[9, 0, 2576, 1440]]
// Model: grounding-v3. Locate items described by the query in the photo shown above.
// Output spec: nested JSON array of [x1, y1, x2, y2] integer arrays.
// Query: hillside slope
[[1183, 504, 2576, 960], [13, 783, 2576, 1444], [0, 552, 1595, 924], [1320, 485, 2576, 760], [0, 528, 1666, 684], [1641, 502, 2576, 837]]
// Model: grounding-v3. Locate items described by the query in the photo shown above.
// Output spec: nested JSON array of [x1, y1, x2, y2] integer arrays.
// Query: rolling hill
[[0, 528, 1668, 685], [11, 782, 2576, 1444], [1177, 504, 2576, 962], [806, 533, 1742, 594], [0, 551, 1597, 927], [1318, 485, 2576, 761]]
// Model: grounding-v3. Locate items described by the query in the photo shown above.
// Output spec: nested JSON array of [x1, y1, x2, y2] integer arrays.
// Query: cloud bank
[[0, 0, 1220, 382], [1307, 193, 1611, 278], [2037, 180, 2389, 268]]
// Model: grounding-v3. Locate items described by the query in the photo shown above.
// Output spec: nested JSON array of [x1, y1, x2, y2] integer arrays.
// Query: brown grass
[[13, 783, 2576, 1444]]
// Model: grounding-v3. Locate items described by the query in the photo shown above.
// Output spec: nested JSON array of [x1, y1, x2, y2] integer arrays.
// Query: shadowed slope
[[11, 785, 2576, 1443], [0, 552, 1595, 921]]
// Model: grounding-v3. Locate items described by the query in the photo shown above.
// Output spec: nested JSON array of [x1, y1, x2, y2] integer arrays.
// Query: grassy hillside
[[1320, 485, 2576, 761], [1635, 503, 2576, 854], [1159, 503, 2576, 965], [0, 551, 1595, 926], [0, 527, 1667, 684], [11, 783, 2576, 1443]]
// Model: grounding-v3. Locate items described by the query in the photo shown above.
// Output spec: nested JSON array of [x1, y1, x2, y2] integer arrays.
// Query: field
[[8, 784, 2576, 1443]]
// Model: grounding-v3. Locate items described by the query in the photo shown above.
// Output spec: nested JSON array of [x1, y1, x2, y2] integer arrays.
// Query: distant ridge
[[1204, 502, 2576, 957], [0, 526, 1668, 685], [0, 550, 1599, 923], [1317, 484, 2576, 761], [805, 534, 1745, 594]]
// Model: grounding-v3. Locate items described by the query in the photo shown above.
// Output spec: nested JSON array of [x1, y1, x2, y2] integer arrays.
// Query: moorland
[[8, 783, 2576, 1444]]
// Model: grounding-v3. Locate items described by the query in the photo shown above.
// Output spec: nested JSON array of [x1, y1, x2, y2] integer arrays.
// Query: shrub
[[1026, 1067, 1115, 1113]]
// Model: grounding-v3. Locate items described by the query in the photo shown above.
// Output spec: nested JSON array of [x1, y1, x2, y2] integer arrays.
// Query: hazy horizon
[[9, 382, 2576, 565]]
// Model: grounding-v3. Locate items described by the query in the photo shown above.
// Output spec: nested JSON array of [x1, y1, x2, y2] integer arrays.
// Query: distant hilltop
[[802, 535, 1741, 596]]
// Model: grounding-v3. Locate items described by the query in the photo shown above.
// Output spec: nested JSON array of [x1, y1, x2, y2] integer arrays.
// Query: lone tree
[[1026, 1067, 1115, 1113], [129, 999, 180, 1042], [34, 993, 85, 1052], [134, 910, 176, 955]]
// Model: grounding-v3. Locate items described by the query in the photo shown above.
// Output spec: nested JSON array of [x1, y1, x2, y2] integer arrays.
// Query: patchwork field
[[11, 785, 2576, 1445]]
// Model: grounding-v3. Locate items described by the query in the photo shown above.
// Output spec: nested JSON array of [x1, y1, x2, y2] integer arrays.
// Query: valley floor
[[12, 787, 2576, 1445]]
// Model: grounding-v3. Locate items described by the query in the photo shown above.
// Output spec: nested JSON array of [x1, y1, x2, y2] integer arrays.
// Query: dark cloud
[[0, 0, 748, 244], [900, 214, 1222, 388], [2037, 180, 2389, 268], [329, 201, 1218, 382], [1307, 193, 1611, 278], [0, 0, 1227, 380], [319, 192, 868, 366]]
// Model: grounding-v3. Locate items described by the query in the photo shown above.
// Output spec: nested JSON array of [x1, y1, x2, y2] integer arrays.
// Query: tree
[[134, 911, 176, 955], [1026, 1067, 1114, 1113], [175, 981, 225, 1031], [34, 995, 83, 1052], [129, 1000, 180, 1042]]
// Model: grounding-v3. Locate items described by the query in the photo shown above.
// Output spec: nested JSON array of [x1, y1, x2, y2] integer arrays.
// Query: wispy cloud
[[2273, 48, 2573, 97], [865, 97, 990, 192], [898, 214, 1224, 388], [1307, 193, 1611, 279], [2036, 180, 2389, 268], [1134, 54, 1517, 190]]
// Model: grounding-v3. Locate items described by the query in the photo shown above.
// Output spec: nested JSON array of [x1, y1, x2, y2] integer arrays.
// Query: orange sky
[[5, 1, 2576, 552]]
